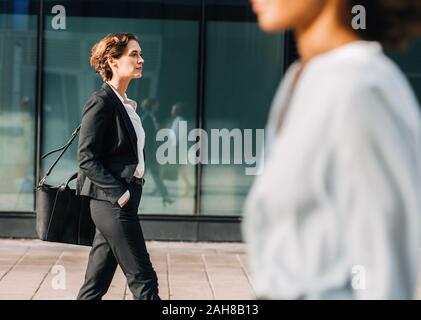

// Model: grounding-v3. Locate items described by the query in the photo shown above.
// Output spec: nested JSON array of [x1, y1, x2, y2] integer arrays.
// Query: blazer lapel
[[102, 82, 138, 158]]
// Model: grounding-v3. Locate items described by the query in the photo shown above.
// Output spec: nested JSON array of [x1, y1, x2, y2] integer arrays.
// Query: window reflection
[[0, 12, 37, 211]]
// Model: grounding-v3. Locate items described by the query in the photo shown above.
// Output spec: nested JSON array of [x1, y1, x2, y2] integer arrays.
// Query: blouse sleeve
[[335, 82, 421, 299]]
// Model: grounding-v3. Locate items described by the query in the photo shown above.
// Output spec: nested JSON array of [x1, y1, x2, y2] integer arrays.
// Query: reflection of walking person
[[76, 33, 160, 300], [244, 1, 421, 299], [140, 98, 174, 206], [169, 102, 194, 197]]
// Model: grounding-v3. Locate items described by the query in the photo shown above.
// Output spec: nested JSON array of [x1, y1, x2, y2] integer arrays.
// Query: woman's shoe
[[162, 197, 175, 207]]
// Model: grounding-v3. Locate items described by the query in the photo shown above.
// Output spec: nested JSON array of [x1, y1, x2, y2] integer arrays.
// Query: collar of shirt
[[107, 82, 138, 110], [297, 40, 382, 72], [264, 41, 383, 159]]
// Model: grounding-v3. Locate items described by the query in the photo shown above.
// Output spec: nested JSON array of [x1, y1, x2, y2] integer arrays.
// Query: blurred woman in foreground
[[243, 0, 421, 299]]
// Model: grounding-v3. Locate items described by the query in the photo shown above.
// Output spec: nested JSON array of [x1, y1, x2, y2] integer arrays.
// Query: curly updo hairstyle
[[346, 0, 421, 49], [90, 33, 139, 81]]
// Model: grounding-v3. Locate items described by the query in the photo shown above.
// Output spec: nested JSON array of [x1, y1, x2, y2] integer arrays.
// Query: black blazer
[[76, 82, 144, 204], [141, 111, 158, 164]]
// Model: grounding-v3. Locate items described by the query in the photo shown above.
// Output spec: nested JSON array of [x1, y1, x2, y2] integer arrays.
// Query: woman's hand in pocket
[[117, 190, 131, 208]]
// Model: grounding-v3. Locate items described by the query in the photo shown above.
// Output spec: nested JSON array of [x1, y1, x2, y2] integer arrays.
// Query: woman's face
[[110, 39, 144, 80], [250, 0, 327, 32]]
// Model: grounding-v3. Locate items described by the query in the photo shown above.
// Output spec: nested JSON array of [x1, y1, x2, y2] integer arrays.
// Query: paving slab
[[0, 239, 253, 300]]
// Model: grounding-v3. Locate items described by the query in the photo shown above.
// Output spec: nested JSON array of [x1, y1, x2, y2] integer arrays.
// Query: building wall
[[0, 0, 420, 240]]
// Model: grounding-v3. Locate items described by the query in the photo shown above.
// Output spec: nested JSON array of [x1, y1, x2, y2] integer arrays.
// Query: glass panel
[[0, 3, 37, 211], [41, 0, 199, 214], [200, 19, 284, 216]]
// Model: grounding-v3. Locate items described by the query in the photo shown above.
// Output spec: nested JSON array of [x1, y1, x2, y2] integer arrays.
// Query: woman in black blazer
[[76, 33, 160, 300]]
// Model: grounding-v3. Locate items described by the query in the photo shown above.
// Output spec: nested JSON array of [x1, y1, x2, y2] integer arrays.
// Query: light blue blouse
[[243, 41, 421, 299]]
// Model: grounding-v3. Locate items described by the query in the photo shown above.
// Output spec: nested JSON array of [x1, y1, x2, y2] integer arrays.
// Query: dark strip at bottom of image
[[0, 300, 413, 318]]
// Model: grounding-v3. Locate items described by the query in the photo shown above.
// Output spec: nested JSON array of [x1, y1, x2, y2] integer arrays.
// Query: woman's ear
[[108, 56, 117, 68]]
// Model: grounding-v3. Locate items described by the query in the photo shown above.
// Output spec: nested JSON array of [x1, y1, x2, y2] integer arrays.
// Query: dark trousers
[[77, 180, 160, 300]]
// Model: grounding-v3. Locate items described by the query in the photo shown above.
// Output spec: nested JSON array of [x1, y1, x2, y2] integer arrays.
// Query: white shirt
[[108, 83, 145, 204], [242, 41, 421, 299]]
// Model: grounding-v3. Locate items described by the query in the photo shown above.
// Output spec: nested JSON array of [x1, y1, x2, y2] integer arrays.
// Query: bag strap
[[64, 172, 78, 187], [37, 125, 81, 187]]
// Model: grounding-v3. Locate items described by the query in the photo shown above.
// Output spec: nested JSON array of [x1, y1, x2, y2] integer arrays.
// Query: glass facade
[[0, 0, 284, 219], [201, 20, 283, 215], [0, 0, 420, 228], [0, 1, 37, 211]]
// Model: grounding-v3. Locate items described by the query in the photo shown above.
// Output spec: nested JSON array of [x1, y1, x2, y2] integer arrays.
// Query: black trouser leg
[[77, 182, 160, 300], [77, 228, 118, 300]]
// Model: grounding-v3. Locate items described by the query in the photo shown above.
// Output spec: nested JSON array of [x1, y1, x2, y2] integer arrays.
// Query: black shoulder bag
[[35, 126, 95, 246]]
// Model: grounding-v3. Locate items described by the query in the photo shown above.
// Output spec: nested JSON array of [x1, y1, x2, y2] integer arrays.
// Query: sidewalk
[[0, 239, 255, 300]]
